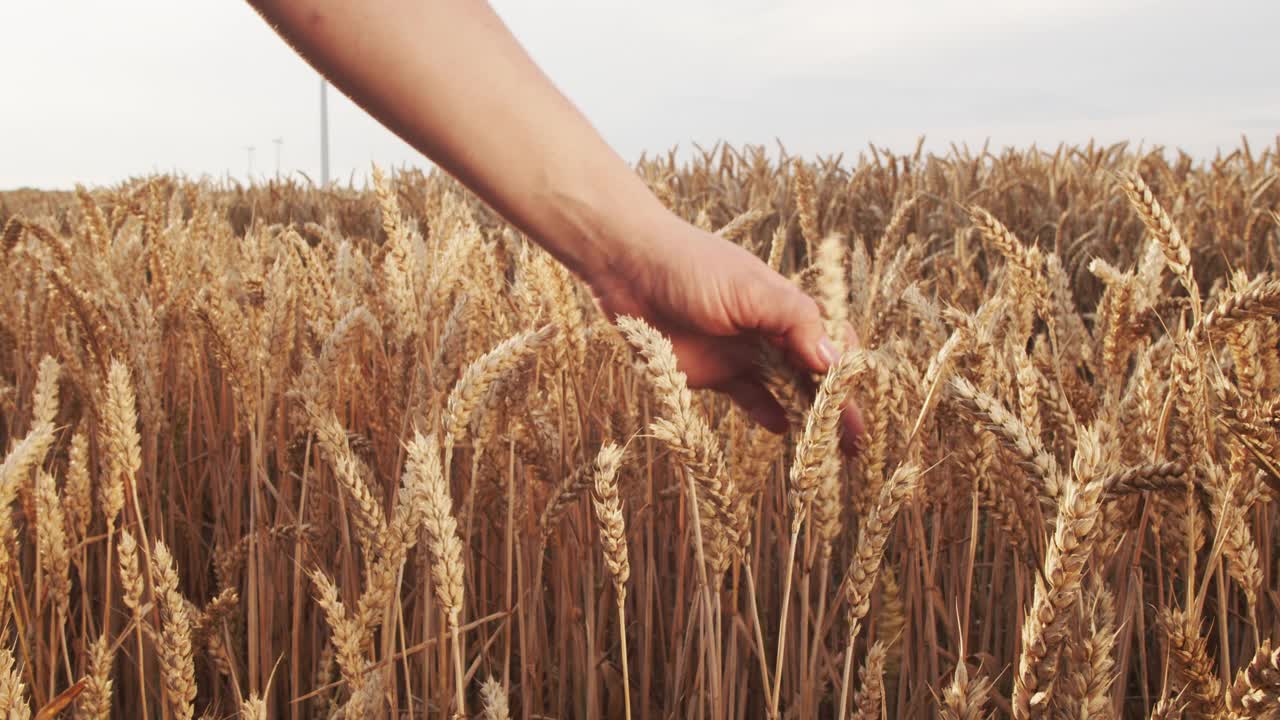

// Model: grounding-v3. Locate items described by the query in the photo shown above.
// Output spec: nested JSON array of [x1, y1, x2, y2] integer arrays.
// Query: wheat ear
[[1229, 639, 1280, 716], [1119, 172, 1201, 322], [34, 470, 70, 621], [1012, 429, 1105, 719], [480, 676, 511, 720], [419, 428, 466, 718], [768, 348, 866, 717], [309, 570, 367, 689], [590, 442, 631, 720], [0, 645, 30, 720], [939, 658, 994, 720], [100, 359, 140, 532], [1158, 608, 1223, 718], [617, 315, 735, 577], [240, 693, 267, 720], [837, 463, 920, 718], [75, 634, 114, 720], [851, 641, 888, 720], [152, 542, 196, 720]]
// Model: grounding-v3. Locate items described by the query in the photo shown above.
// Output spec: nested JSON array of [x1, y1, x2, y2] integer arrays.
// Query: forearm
[[249, 0, 664, 281]]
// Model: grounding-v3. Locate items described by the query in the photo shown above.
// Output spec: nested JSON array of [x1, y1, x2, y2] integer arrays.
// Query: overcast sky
[[2, 1, 1276, 190]]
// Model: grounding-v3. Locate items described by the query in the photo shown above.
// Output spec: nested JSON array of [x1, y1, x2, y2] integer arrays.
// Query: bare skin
[[249, 0, 864, 448]]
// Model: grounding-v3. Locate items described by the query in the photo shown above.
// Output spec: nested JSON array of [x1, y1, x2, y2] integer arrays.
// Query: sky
[[2, 1, 1276, 190]]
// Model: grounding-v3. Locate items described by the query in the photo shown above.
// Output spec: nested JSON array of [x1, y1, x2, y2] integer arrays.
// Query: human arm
[[248, 0, 864, 447]]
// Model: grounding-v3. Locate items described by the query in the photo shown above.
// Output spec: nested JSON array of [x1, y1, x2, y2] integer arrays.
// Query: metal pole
[[273, 137, 283, 179], [246, 145, 255, 181], [320, 78, 331, 186]]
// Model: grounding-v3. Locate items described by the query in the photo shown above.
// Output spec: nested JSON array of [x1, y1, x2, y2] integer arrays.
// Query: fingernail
[[817, 337, 840, 368]]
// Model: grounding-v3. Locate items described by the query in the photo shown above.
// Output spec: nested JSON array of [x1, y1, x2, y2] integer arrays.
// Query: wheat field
[[1, 139, 1279, 719]]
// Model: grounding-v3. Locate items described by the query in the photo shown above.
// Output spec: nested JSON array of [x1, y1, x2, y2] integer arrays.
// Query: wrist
[[536, 153, 669, 289]]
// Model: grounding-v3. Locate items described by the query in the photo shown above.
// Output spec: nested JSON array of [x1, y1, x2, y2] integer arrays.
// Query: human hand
[[588, 208, 866, 453]]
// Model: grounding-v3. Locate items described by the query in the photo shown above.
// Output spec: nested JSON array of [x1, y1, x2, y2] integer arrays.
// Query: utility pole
[[245, 145, 255, 181], [320, 78, 331, 186], [273, 137, 284, 179]]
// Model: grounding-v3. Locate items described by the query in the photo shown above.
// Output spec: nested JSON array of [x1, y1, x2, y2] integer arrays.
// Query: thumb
[[740, 275, 840, 375]]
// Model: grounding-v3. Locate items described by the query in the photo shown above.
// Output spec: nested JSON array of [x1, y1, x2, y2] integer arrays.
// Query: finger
[[824, 321, 867, 455], [839, 321, 863, 353], [670, 331, 758, 389], [719, 377, 788, 434], [840, 401, 867, 456], [738, 275, 839, 375]]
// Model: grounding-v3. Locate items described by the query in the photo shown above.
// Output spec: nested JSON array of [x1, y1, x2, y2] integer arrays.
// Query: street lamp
[[320, 78, 331, 186]]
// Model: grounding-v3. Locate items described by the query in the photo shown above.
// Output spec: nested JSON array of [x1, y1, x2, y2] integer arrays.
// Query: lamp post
[[320, 78, 331, 186]]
